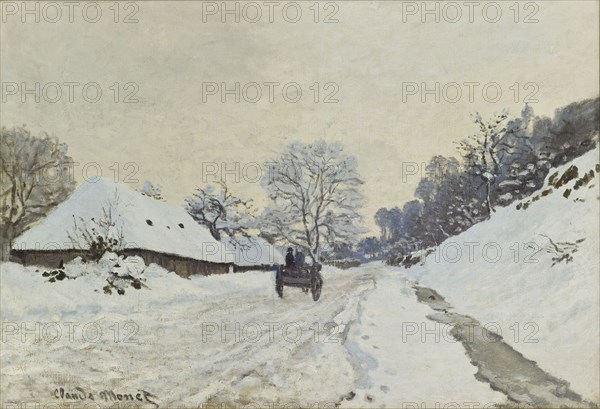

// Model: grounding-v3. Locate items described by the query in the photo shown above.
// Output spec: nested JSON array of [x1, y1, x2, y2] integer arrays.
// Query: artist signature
[[54, 387, 159, 407]]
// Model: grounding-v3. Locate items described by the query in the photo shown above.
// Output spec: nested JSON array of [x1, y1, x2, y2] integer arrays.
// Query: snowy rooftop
[[221, 236, 284, 266], [13, 178, 231, 264]]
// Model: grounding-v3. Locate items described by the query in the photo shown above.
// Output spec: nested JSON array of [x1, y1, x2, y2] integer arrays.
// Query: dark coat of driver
[[285, 247, 295, 267]]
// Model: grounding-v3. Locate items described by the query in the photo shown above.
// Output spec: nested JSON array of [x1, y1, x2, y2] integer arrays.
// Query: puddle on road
[[414, 286, 597, 408]]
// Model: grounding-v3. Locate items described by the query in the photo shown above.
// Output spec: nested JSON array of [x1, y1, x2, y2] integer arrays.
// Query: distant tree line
[[362, 97, 599, 263]]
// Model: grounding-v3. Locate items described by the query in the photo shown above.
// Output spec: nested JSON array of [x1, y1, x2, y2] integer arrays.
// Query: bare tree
[[457, 111, 509, 217], [1, 126, 75, 260], [260, 140, 364, 263], [185, 179, 256, 242]]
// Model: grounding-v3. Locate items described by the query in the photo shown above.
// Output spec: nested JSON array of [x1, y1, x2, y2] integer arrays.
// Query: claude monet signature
[[54, 386, 159, 407]]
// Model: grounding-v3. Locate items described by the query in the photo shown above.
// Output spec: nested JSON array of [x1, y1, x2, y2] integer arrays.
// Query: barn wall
[[123, 249, 231, 278], [11, 249, 91, 268], [232, 264, 274, 273], [10, 249, 231, 278]]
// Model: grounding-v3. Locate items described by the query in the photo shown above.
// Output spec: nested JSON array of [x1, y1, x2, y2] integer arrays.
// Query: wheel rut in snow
[[414, 286, 597, 408]]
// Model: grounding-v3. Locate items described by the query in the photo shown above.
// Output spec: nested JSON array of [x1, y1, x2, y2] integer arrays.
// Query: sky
[[1, 0, 599, 234]]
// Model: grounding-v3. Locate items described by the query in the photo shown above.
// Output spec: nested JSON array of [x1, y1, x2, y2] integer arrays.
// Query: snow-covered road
[[2, 263, 377, 408], [338, 263, 506, 408], [1, 260, 502, 408], [148, 267, 377, 407], [2, 259, 595, 408]]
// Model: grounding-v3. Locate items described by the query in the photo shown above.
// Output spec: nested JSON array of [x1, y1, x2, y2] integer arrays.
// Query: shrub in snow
[[139, 180, 165, 201], [41, 268, 69, 282], [533, 234, 585, 267], [103, 255, 148, 295], [43, 252, 150, 295], [67, 191, 126, 261]]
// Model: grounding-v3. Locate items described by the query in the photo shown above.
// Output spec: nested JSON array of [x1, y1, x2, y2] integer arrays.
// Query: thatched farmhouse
[[11, 178, 235, 277]]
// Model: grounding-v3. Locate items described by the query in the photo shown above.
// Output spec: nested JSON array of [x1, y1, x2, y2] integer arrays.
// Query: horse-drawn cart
[[275, 263, 323, 301]]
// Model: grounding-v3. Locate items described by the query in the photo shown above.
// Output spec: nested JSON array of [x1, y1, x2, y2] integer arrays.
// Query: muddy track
[[414, 286, 597, 408]]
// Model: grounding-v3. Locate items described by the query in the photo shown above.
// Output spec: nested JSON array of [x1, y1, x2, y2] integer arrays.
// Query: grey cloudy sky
[[1, 1, 598, 233]]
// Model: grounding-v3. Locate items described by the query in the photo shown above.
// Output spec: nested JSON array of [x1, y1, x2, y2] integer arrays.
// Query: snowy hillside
[[406, 147, 600, 402]]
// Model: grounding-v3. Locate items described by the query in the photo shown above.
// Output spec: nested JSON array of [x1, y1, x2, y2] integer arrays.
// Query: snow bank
[[1, 259, 273, 324], [406, 147, 600, 402]]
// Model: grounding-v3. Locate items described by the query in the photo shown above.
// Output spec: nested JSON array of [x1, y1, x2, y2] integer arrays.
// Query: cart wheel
[[311, 278, 322, 301], [276, 271, 283, 298]]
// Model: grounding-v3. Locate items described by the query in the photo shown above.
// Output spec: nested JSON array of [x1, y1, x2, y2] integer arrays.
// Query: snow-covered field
[[406, 147, 600, 403]]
